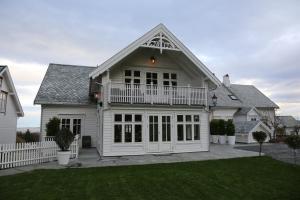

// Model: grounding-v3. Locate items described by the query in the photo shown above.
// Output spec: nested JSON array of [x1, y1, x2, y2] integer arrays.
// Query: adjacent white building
[[0, 66, 24, 144]]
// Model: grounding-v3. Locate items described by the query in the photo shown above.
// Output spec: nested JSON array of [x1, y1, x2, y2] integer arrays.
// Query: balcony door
[[148, 114, 172, 153]]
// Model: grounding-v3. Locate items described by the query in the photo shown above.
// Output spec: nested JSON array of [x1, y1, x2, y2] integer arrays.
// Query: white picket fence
[[0, 135, 80, 169]]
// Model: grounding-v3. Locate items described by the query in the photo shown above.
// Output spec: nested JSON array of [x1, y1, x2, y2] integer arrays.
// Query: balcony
[[107, 82, 207, 106]]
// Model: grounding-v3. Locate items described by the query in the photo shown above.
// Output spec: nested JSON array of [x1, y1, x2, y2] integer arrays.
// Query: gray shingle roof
[[34, 63, 96, 105], [230, 84, 279, 108], [210, 84, 278, 108], [234, 121, 260, 134], [235, 107, 253, 115], [209, 85, 243, 107], [276, 116, 299, 128]]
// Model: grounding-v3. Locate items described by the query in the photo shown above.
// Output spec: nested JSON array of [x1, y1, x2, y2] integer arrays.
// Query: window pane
[[146, 72, 151, 78], [177, 125, 184, 141], [186, 125, 192, 140], [135, 125, 142, 142], [194, 115, 199, 122], [171, 81, 177, 86], [146, 79, 151, 85], [154, 123, 158, 142], [163, 73, 169, 79], [177, 115, 183, 122], [135, 114, 142, 122], [171, 73, 177, 79], [134, 71, 140, 77], [125, 124, 132, 142], [163, 81, 169, 86], [152, 73, 157, 79], [149, 123, 153, 142], [125, 78, 131, 83], [134, 79, 140, 84], [194, 124, 200, 140], [162, 124, 166, 141], [115, 114, 122, 122], [186, 115, 192, 122], [125, 70, 131, 76], [152, 80, 157, 85], [125, 114, 132, 122], [114, 125, 122, 143], [73, 119, 81, 135]]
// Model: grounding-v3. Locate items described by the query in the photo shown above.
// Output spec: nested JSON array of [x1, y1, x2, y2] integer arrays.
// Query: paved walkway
[[0, 144, 259, 177], [235, 143, 300, 165]]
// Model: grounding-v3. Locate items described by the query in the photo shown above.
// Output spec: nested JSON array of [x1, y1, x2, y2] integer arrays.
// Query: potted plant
[[226, 120, 236, 145], [55, 128, 75, 165], [210, 119, 219, 144], [218, 119, 226, 144]]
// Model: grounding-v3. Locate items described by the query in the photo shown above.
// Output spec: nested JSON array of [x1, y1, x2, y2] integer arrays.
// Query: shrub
[[55, 128, 75, 151], [252, 131, 267, 156], [225, 120, 235, 136], [46, 117, 61, 136], [16, 130, 40, 143], [210, 119, 219, 135], [284, 135, 300, 164], [218, 119, 226, 135]]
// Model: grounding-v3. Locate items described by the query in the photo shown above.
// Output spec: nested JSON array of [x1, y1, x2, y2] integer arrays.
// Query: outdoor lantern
[[150, 56, 156, 64], [212, 93, 218, 106]]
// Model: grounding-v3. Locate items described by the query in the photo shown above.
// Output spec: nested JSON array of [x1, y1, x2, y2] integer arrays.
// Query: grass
[[0, 157, 299, 200]]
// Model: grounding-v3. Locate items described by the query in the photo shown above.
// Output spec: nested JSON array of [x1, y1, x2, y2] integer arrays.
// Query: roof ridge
[[49, 63, 96, 68]]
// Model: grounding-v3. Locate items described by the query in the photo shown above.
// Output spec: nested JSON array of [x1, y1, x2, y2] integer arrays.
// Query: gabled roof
[[235, 121, 272, 134], [0, 65, 6, 73], [34, 64, 96, 105], [90, 23, 221, 87], [230, 84, 279, 108], [0, 65, 24, 117], [276, 116, 299, 128], [235, 107, 260, 116]]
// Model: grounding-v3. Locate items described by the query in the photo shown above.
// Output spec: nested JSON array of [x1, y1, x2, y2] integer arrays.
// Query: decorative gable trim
[[89, 24, 221, 87]]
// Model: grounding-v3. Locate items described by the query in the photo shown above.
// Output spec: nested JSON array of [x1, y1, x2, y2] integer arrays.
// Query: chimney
[[223, 74, 230, 87]]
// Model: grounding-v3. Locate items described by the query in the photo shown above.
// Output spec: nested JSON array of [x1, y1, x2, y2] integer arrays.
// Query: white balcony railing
[[107, 82, 207, 106]]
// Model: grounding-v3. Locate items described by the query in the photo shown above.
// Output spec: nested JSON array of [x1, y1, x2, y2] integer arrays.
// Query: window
[[176, 114, 200, 142], [228, 95, 238, 100], [61, 118, 71, 130], [163, 73, 177, 87], [114, 114, 143, 143], [0, 77, 2, 88], [146, 72, 157, 85], [124, 70, 140, 85], [251, 118, 257, 121], [73, 119, 81, 135], [0, 91, 7, 114]]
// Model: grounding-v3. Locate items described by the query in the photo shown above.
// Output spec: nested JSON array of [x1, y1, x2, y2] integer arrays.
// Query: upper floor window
[[0, 91, 8, 114], [0, 77, 3, 88], [124, 70, 140, 84], [163, 73, 177, 87], [250, 117, 257, 121], [146, 72, 157, 85]]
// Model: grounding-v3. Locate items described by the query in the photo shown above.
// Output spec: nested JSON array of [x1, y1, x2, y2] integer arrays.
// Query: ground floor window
[[114, 114, 142, 143], [176, 114, 200, 142], [60, 118, 82, 135]]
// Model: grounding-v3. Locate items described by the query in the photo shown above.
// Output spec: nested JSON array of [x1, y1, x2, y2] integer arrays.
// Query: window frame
[[59, 116, 83, 135], [113, 113, 143, 144], [0, 91, 8, 114], [124, 70, 140, 85], [176, 114, 201, 142]]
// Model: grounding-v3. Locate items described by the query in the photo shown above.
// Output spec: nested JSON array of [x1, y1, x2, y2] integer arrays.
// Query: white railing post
[[188, 84, 191, 106], [170, 86, 173, 105], [150, 82, 153, 104]]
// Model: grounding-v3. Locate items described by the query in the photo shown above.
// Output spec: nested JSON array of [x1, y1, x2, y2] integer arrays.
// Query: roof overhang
[[89, 24, 221, 87], [0, 66, 24, 117]]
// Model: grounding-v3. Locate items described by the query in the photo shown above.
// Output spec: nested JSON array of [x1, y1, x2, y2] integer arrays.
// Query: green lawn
[[0, 157, 299, 200]]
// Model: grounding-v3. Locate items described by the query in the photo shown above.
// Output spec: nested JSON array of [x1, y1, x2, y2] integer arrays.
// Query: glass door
[[148, 115, 159, 152]]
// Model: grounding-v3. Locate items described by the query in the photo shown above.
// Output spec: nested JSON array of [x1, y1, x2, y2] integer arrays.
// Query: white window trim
[[176, 114, 201, 142], [58, 115, 84, 135], [0, 90, 8, 114], [113, 113, 143, 144]]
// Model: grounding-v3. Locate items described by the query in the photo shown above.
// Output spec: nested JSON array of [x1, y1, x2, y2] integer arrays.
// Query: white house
[[209, 74, 278, 143], [34, 24, 221, 156], [276, 116, 299, 135], [0, 66, 24, 144]]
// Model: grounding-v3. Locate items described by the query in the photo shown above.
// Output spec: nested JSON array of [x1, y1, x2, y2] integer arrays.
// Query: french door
[[148, 114, 172, 153]]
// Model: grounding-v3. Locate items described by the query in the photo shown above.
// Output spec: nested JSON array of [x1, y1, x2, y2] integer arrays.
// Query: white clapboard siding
[[0, 135, 79, 169]]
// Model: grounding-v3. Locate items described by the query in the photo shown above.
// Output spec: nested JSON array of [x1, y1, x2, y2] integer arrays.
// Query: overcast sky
[[1, 0, 299, 127]]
